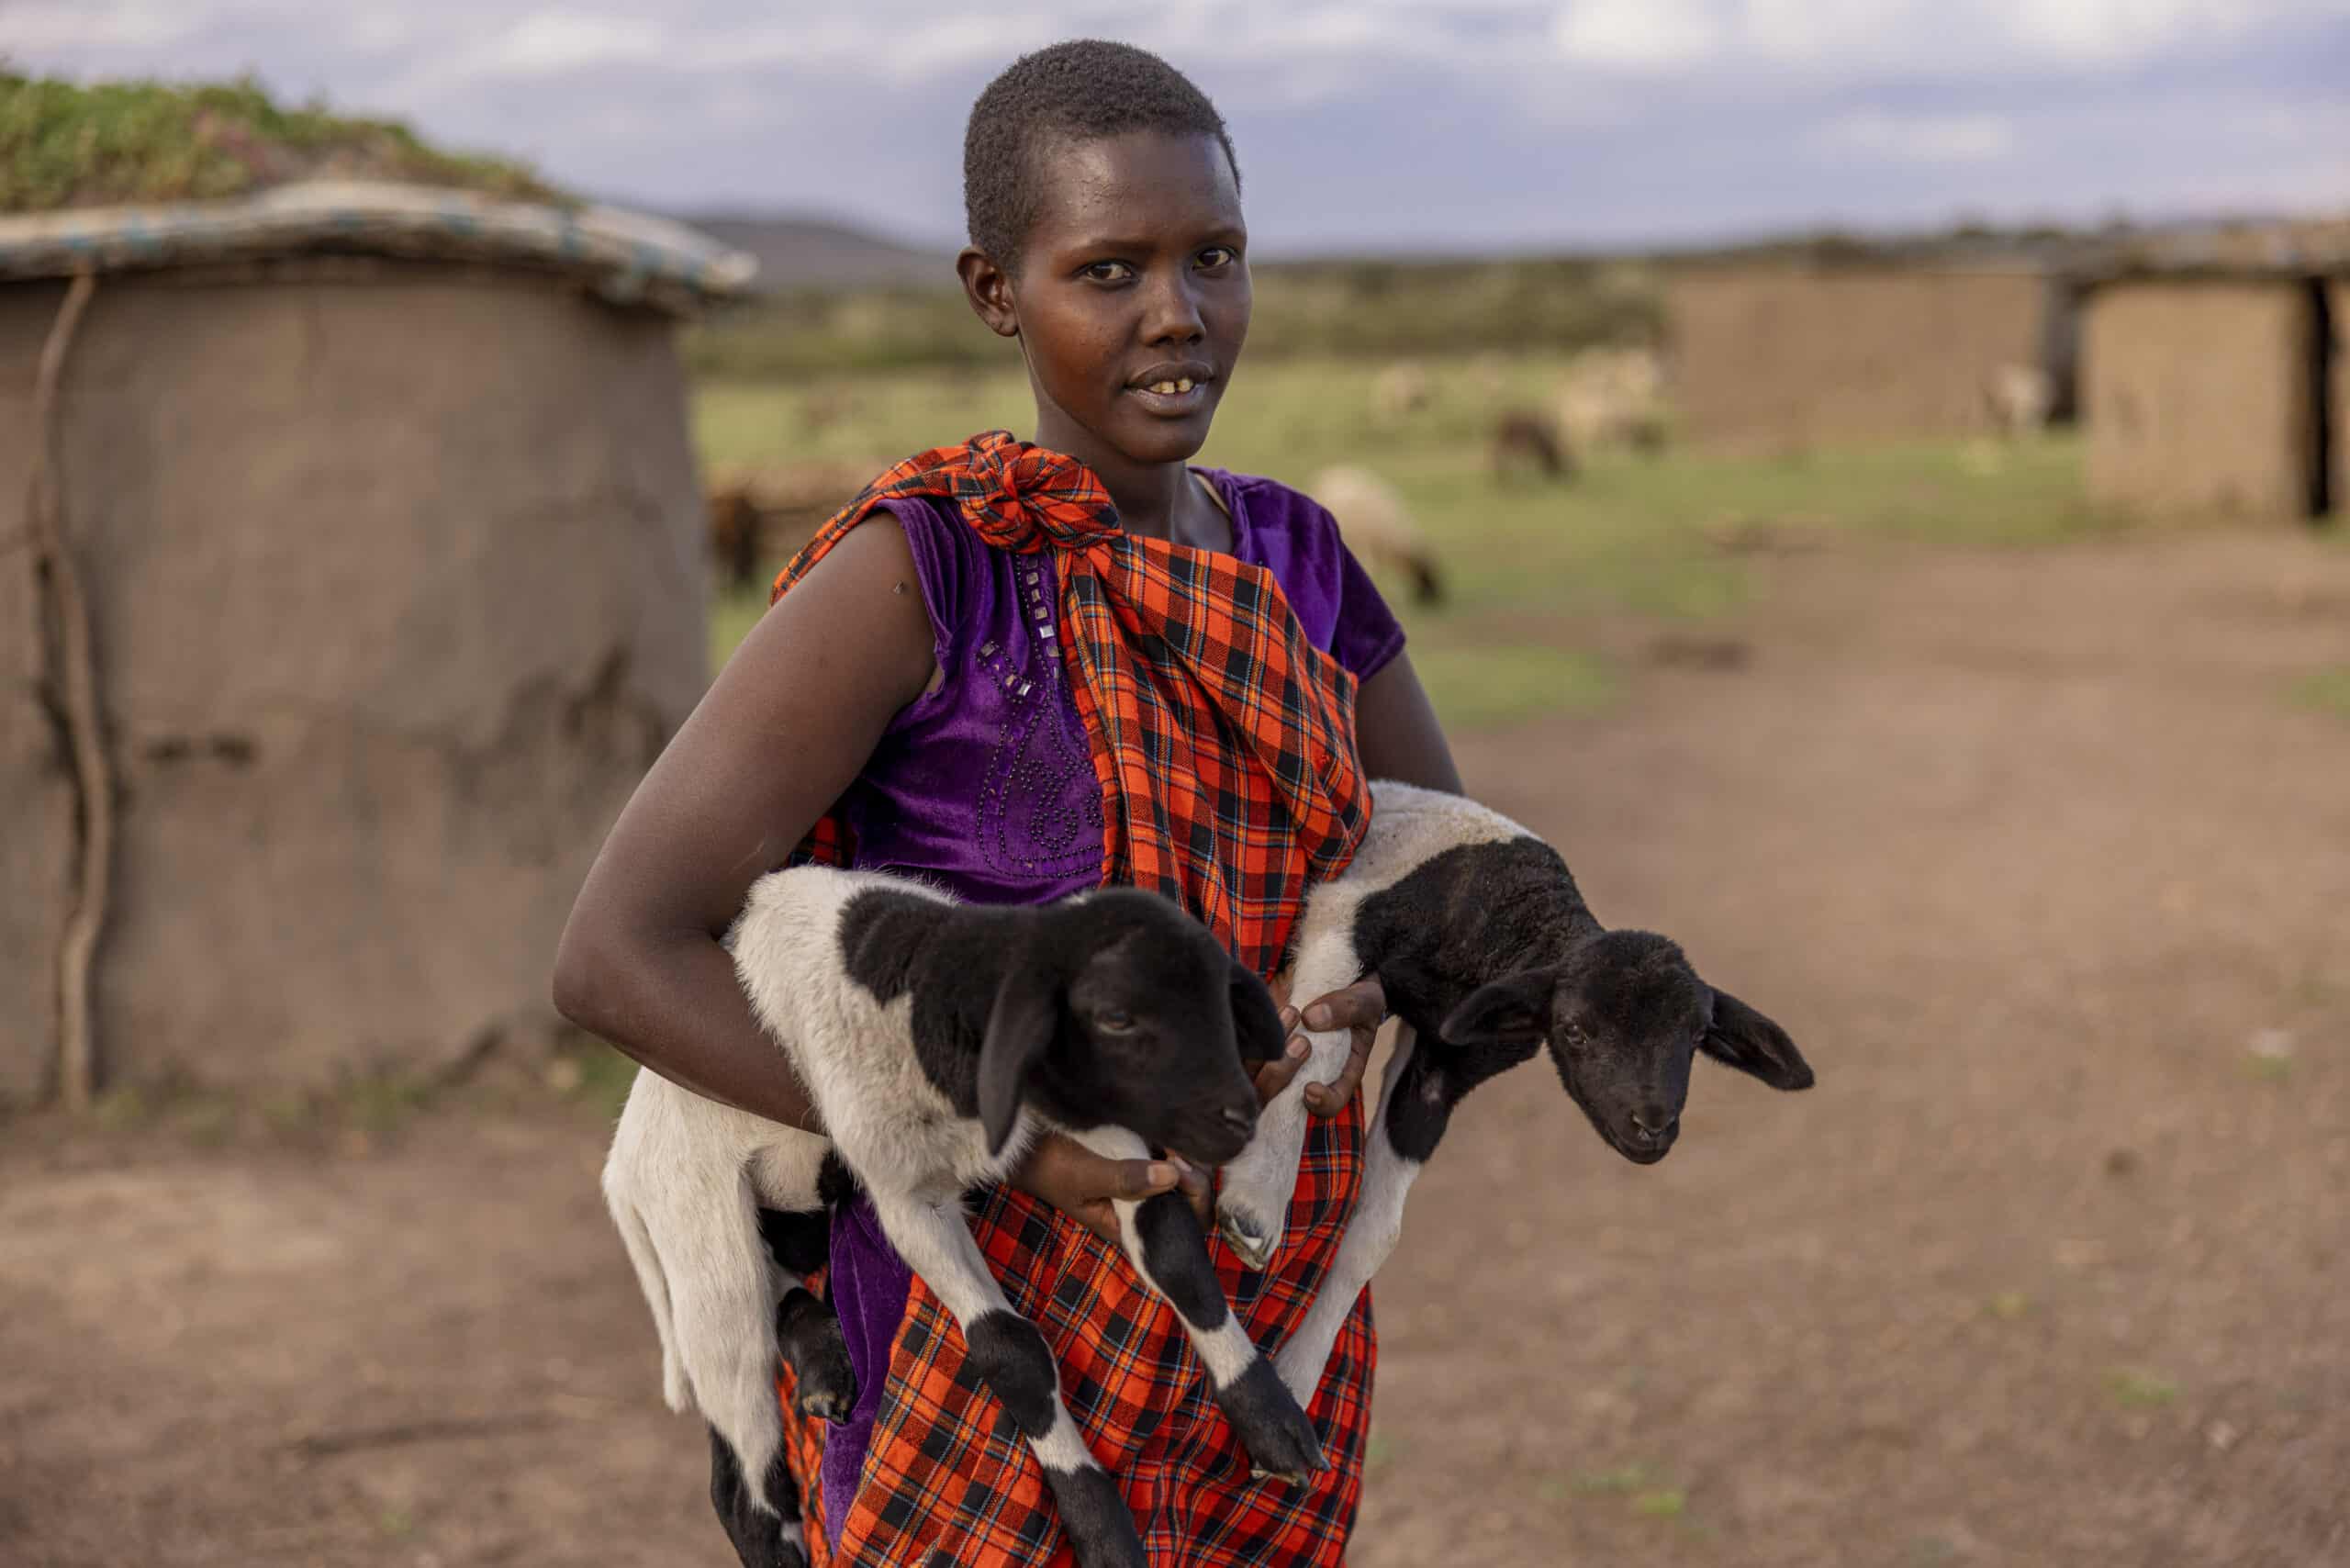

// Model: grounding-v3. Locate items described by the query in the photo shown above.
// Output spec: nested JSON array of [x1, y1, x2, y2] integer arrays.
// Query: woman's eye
[[1080, 261, 1135, 283], [1195, 246, 1237, 269]]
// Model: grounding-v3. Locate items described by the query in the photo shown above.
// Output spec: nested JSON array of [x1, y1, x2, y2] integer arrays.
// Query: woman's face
[[977, 130, 1250, 471]]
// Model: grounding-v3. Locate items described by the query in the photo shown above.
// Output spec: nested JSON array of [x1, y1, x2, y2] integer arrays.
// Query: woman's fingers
[[1103, 1154, 1181, 1201], [1294, 976, 1386, 1116], [1304, 1024, 1375, 1116], [1252, 1014, 1313, 1106], [1168, 1155, 1214, 1229], [1012, 1133, 1181, 1247], [1298, 976, 1386, 1034]]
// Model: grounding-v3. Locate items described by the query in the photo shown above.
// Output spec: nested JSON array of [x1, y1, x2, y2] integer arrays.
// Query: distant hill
[[678, 213, 955, 293]]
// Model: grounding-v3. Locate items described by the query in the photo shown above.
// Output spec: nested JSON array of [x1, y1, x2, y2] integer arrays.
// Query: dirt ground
[[6, 527, 2347, 1567]]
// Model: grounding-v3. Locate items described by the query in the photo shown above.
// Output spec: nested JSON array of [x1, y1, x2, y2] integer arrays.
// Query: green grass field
[[695, 354, 2113, 731]]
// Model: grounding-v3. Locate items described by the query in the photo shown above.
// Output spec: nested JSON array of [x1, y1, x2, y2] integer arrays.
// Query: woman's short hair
[[964, 39, 1239, 267]]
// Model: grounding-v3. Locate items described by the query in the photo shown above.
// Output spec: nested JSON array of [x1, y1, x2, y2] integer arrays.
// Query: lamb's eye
[[1561, 1021, 1585, 1045], [1095, 1011, 1137, 1035]]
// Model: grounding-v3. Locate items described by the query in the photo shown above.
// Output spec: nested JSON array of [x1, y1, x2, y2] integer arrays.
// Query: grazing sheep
[[1207, 782, 1813, 1411], [1985, 363, 2053, 440], [603, 870, 1321, 1568], [1555, 345, 1672, 456], [1308, 465, 1445, 607], [1371, 360, 1432, 421], [707, 482, 767, 590], [702, 457, 895, 590], [1489, 409, 1574, 482]]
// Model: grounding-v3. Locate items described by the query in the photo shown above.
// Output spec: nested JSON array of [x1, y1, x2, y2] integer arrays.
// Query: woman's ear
[[957, 246, 1020, 339]]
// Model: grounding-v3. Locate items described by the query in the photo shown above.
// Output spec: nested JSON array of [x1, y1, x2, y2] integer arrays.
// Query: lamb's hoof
[[793, 1385, 853, 1423], [778, 1289, 857, 1422], [789, 1339, 858, 1422], [1048, 1465, 1149, 1568], [1218, 1360, 1326, 1487], [1216, 1205, 1278, 1271]]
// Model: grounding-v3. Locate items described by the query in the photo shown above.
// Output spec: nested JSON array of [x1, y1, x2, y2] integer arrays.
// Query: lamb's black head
[[978, 888, 1282, 1165], [1437, 929, 1811, 1165]]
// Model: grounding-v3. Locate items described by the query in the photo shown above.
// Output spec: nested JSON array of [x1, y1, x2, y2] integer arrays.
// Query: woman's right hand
[[1011, 1132, 1213, 1247]]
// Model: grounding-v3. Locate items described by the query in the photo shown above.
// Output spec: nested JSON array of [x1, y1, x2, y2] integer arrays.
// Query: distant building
[[2078, 243, 2343, 523], [1662, 261, 2065, 453], [1660, 223, 2347, 527], [2, 182, 752, 1103]]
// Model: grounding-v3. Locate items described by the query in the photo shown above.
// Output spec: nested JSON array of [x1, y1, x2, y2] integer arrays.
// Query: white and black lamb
[[1214, 780, 1816, 1406], [601, 868, 1323, 1568]]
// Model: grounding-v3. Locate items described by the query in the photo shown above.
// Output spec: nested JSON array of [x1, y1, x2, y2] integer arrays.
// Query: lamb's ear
[[1701, 988, 1813, 1090], [1439, 969, 1554, 1047], [1228, 961, 1287, 1067], [978, 965, 1060, 1156]]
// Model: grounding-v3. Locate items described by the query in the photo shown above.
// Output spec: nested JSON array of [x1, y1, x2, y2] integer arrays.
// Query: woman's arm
[[554, 517, 1192, 1233], [1352, 648, 1462, 794], [551, 520, 938, 1131]]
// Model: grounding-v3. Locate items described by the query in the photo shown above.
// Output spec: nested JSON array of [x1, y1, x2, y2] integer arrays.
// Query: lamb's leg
[[871, 1192, 1147, 1568], [775, 1284, 856, 1422], [1215, 935, 1362, 1270], [1274, 1025, 1429, 1409], [606, 1116, 793, 1544], [709, 1423, 809, 1568], [1071, 1127, 1326, 1485], [752, 1143, 856, 1421]]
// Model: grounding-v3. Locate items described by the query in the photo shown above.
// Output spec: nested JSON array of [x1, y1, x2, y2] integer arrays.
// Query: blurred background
[[3, 5, 2346, 1565]]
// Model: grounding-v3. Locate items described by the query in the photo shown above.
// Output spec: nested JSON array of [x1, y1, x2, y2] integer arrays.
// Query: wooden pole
[[24, 272, 107, 1111]]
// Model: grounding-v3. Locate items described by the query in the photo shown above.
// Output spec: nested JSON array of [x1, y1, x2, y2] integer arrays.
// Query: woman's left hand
[[1250, 975, 1387, 1117]]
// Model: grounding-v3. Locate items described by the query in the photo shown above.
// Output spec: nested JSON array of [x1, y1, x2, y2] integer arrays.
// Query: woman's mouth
[[1125, 365, 1215, 418]]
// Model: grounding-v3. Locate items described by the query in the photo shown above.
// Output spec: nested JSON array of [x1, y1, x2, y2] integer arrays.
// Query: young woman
[[554, 39, 1460, 1567]]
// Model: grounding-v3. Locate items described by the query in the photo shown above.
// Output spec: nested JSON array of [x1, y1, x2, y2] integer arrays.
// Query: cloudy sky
[[11, 2, 2349, 254]]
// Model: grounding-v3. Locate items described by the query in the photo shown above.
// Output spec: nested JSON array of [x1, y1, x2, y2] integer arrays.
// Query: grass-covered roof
[[0, 73, 561, 215]]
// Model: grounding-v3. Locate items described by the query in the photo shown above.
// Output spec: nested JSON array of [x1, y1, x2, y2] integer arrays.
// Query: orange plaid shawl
[[765, 431, 1380, 1565], [768, 430, 1368, 979]]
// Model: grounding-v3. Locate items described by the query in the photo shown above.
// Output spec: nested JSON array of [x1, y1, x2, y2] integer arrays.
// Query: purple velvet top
[[816, 467, 1405, 1543]]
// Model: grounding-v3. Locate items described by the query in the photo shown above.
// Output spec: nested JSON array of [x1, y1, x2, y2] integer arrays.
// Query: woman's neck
[[1030, 410, 1224, 549]]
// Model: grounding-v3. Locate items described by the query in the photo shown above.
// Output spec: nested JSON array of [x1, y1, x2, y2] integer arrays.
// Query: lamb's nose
[[1630, 1107, 1673, 1137]]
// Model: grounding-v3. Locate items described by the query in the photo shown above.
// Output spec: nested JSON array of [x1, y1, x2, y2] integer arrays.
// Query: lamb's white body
[[604, 867, 1316, 1568], [603, 868, 955, 1531]]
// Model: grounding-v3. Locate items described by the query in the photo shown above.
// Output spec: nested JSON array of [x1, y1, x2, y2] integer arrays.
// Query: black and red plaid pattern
[[767, 433, 1376, 1565]]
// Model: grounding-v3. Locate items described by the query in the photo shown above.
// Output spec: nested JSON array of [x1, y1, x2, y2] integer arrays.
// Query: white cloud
[[0, 1, 203, 51], [1553, 0, 1721, 67], [1550, 0, 2335, 74], [1815, 109, 2020, 161], [449, 11, 668, 78]]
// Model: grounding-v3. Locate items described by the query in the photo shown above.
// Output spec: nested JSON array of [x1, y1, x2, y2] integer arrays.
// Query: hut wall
[[2082, 280, 2313, 521], [2333, 280, 2347, 519], [0, 266, 707, 1095], [0, 365, 74, 1103], [1663, 266, 2050, 452]]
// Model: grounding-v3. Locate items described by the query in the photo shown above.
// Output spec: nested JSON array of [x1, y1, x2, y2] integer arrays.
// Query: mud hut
[[2078, 240, 2344, 524], [2, 180, 753, 1104], [1663, 263, 2059, 453]]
